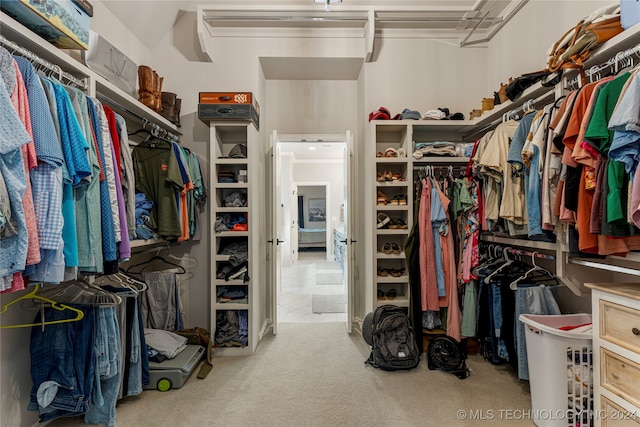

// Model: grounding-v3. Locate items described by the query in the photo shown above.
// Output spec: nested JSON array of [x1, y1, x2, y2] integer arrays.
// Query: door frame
[[269, 133, 353, 333]]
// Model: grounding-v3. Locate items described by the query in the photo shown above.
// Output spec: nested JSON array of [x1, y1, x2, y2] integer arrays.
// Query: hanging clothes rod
[[97, 93, 180, 143], [566, 42, 640, 89], [0, 34, 87, 89], [480, 242, 556, 260], [569, 258, 640, 277]]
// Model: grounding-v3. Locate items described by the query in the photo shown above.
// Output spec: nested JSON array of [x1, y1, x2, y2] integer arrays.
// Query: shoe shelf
[[375, 275, 409, 283], [376, 252, 406, 259], [209, 121, 259, 356], [370, 121, 414, 313], [376, 205, 408, 211]]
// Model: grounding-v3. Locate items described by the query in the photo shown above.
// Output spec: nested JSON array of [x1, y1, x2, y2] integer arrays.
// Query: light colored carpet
[[48, 322, 535, 427], [316, 270, 343, 285], [42, 250, 533, 426], [311, 294, 345, 313]]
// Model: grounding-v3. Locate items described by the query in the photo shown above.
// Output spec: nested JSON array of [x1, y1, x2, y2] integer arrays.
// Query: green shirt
[[133, 140, 184, 238], [584, 72, 631, 224]]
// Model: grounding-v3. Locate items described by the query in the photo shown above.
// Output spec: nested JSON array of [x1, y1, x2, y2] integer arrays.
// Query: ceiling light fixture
[[315, 0, 342, 12], [308, 146, 317, 150]]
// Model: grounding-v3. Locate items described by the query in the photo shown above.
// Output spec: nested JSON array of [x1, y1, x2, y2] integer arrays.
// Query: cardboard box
[[198, 103, 260, 130], [199, 92, 255, 105], [1, 0, 91, 50]]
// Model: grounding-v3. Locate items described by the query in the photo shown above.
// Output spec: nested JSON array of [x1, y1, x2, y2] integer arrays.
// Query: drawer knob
[[633, 327, 640, 336]]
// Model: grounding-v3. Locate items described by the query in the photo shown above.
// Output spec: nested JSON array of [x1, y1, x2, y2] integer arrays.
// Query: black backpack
[[362, 305, 420, 371]]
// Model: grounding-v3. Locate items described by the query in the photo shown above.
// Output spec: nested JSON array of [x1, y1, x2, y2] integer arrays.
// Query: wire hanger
[[125, 255, 186, 275], [0, 284, 85, 329]]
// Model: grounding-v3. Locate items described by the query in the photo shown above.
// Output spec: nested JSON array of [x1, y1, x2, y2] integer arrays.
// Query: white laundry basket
[[519, 313, 593, 427]]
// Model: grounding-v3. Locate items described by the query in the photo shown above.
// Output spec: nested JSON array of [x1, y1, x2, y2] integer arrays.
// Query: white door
[[270, 130, 283, 335], [291, 187, 299, 263], [343, 131, 354, 332]]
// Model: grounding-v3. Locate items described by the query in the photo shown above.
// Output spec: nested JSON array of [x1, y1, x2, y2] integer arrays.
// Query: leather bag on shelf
[[546, 5, 623, 83], [83, 31, 137, 97]]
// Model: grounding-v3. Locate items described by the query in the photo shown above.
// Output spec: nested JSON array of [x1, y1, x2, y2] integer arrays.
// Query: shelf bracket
[[364, 9, 376, 63], [197, 6, 214, 62], [555, 252, 584, 297]]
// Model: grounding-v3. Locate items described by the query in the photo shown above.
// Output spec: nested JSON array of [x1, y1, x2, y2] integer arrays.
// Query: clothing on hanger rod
[[0, 35, 87, 89], [565, 42, 640, 89]]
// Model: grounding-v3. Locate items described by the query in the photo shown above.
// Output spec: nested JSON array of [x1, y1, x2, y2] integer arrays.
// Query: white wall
[[485, 0, 614, 96], [364, 38, 487, 119], [294, 162, 344, 250]]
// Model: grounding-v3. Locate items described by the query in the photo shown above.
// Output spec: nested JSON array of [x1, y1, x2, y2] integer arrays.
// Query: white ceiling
[[103, 1, 527, 51], [280, 139, 346, 160]]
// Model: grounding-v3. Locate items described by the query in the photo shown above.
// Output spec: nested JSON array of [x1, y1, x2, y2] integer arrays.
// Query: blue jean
[[525, 147, 543, 238], [491, 283, 509, 361], [127, 300, 143, 396], [432, 224, 446, 297], [28, 305, 96, 422], [85, 307, 121, 427], [515, 285, 561, 380]]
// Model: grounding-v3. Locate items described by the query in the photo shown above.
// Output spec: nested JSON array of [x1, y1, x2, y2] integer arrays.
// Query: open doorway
[[274, 137, 348, 324]]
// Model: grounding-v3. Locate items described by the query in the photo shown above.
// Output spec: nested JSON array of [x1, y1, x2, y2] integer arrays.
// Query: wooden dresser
[[585, 283, 640, 427]]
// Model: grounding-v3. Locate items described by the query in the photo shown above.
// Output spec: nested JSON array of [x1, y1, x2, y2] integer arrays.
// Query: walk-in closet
[[1, 1, 640, 426]]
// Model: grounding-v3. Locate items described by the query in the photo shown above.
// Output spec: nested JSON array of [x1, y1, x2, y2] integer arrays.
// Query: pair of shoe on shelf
[[377, 289, 397, 300], [388, 195, 407, 206], [379, 242, 402, 254], [377, 213, 408, 230], [376, 170, 405, 182], [377, 267, 405, 278], [377, 192, 407, 205], [376, 147, 407, 158]]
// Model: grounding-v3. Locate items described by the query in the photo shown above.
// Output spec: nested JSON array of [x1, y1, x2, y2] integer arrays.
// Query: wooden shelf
[[216, 183, 248, 189], [215, 207, 249, 213], [376, 252, 406, 259], [215, 231, 249, 237], [479, 234, 558, 251], [376, 275, 409, 283], [375, 157, 409, 164], [214, 303, 249, 310], [413, 156, 470, 164]]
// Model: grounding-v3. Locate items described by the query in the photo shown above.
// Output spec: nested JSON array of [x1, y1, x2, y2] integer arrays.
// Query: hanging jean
[[85, 306, 121, 427], [28, 305, 97, 422], [514, 285, 561, 380], [491, 283, 509, 362]]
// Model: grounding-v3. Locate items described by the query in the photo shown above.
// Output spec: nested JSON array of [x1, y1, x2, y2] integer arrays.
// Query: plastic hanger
[[0, 284, 85, 329], [483, 247, 515, 284], [509, 251, 555, 290], [115, 271, 149, 291], [36, 279, 122, 307]]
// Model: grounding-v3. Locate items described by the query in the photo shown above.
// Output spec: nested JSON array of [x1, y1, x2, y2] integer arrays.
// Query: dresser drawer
[[601, 348, 640, 409], [600, 300, 640, 354], [600, 396, 640, 427]]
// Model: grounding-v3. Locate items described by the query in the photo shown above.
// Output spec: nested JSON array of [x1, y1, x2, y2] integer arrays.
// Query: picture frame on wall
[[308, 198, 326, 222]]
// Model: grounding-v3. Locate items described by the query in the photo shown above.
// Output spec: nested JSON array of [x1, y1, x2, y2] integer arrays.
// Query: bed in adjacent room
[[298, 228, 326, 249]]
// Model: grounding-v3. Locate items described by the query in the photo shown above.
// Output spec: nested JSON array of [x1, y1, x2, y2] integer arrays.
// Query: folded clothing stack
[[412, 141, 458, 159], [215, 213, 248, 232], [217, 170, 236, 183], [216, 286, 248, 303]]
